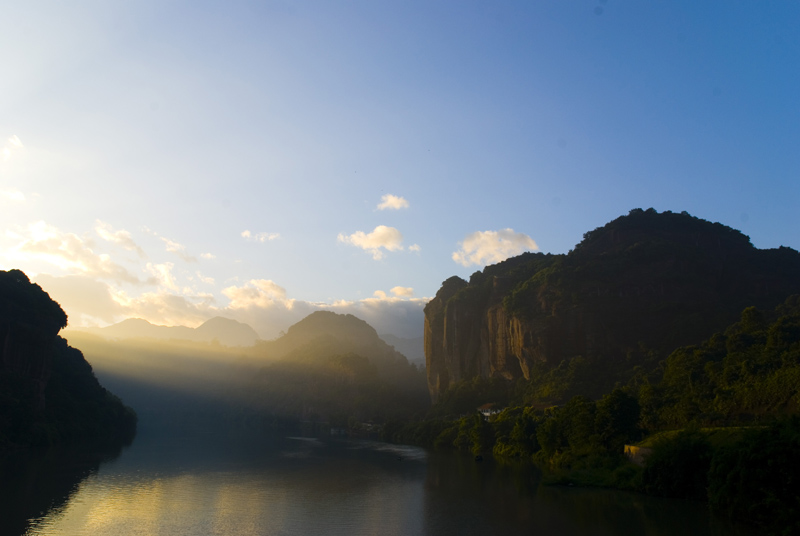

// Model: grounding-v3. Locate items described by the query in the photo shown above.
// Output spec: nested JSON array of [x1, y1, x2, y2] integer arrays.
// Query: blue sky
[[1, 1, 798, 339]]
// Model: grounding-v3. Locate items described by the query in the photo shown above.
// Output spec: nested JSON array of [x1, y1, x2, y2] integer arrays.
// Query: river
[[0, 429, 755, 536]]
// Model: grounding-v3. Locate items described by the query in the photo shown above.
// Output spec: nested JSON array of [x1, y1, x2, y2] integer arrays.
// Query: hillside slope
[[425, 209, 800, 403], [0, 270, 136, 450]]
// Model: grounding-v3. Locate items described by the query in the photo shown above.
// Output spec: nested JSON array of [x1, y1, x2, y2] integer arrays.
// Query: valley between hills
[[3, 208, 800, 532]]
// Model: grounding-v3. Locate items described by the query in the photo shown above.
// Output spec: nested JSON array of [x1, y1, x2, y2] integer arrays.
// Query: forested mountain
[[425, 209, 800, 404], [0, 270, 136, 451]]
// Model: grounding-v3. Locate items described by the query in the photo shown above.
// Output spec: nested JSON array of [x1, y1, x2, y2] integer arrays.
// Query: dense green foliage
[[641, 295, 800, 429], [425, 376, 521, 418], [392, 295, 800, 532], [640, 427, 712, 500], [385, 388, 641, 460], [707, 418, 800, 532]]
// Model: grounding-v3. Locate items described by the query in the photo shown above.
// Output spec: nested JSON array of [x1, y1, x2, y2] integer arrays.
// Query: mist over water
[[3, 429, 755, 536]]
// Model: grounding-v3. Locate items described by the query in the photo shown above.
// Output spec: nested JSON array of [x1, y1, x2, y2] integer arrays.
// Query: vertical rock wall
[[0, 270, 68, 411]]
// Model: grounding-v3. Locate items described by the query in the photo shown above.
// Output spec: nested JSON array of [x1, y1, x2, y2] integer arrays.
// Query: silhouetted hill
[[278, 311, 378, 348], [88, 318, 195, 340], [425, 209, 800, 404], [255, 310, 425, 389], [73, 316, 260, 347], [0, 270, 136, 450], [380, 334, 425, 365], [194, 317, 260, 346], [262, 311, 398, 361], [247, 311, 428, 422]]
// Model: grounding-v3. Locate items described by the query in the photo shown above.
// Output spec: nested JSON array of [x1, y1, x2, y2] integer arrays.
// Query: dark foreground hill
[[0, 270, 136, 451], [425, 209, 800, 404]]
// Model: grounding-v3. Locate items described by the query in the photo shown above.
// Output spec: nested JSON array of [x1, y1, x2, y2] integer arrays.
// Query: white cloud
[[409, 244, 421, 253], [161, 237, 197, 262], [95, 220, 145, 257], [146, 262, 178, 290], [452, 228, 539, 267], [112, 288, 217, 329], [223, 279, 291, 309], [337, 225, 404, 260], [34, 273, 126, 325], [1, 135, 23, 162], [1, 190, 25, 202], [196, 271, 215, 285], [391, 286, 414, 297], [4, 221, 149, 284], [329, 297, 427, 339], [39, 274, 219, 330], [242, 230, 280, 242], [201, 252, 216, 260], [377, 194, 409, 210]]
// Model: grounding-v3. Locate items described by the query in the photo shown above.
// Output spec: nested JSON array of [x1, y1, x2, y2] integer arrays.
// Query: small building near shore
[[478, 403, 501, 418]]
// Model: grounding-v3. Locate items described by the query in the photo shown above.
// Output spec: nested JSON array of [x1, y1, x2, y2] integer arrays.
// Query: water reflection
[[423, 452, 755, 536], [1, 431, 757, 536], [0, 442, 125, 536]]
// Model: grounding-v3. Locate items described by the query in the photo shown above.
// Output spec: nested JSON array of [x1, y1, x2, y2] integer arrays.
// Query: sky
[[1, 1, 798, 340]]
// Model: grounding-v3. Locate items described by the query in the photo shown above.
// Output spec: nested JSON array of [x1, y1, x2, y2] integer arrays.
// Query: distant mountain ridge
[[380, 334, 424, 365], [72, 316, 261, 347], [70, 309, 429, 428]]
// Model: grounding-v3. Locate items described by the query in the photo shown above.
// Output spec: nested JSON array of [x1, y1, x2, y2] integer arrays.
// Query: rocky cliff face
[[0, 270, 68, 410], [1, 269, 136, 449], [424, 209, 800, 402]]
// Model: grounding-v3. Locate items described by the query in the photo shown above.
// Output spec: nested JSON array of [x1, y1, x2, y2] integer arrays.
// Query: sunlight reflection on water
[[23, 435, 427, 536], [15, 431, 756, 536]]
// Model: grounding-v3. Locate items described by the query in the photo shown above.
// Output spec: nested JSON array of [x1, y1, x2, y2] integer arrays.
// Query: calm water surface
[[1, 430, 755, 536]]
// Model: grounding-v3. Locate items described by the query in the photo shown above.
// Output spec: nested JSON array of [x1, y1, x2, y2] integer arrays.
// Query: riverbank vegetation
[[384, 296, 800, 533]]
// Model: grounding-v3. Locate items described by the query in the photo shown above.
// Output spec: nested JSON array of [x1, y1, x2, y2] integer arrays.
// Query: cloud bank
[[1, 135, 23, 162], [4, 221, 150, 285], [0, 190, 25, 203], [95, 220, 146, 257], [222, 279, 291, 309], [8, 219, 428, 340]]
